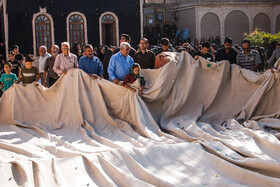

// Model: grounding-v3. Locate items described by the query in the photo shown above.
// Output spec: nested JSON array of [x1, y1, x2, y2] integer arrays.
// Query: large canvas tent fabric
[[0, 52, 280, 186]]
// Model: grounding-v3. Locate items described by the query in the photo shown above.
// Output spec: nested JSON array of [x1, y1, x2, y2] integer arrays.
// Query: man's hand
[[130, 88, 136, 92], [62, 70, 67, 75], [43, 82, 48, 87], [90, 74, 98, 79], [139, 91, 142, 97], [113, 79, 119, 84], [194, 56, 199, 60]]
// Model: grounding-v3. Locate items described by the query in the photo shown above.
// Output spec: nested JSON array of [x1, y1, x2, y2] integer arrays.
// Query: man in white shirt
[[38, 46, 51, 84], [53, 42, 78, 76]]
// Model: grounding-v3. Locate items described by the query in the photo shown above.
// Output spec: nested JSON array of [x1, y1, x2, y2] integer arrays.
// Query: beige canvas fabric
[[0, 52, 280, 186]]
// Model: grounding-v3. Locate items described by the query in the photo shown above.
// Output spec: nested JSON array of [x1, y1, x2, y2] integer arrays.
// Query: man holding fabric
[[236, 40, 261, 71], [79, 44, 104, 79], [53, 42, 78, 76], [108, 42, 134, 84]]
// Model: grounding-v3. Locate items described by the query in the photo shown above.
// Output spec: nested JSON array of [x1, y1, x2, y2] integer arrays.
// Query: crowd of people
[[0, 32, 280, 98]]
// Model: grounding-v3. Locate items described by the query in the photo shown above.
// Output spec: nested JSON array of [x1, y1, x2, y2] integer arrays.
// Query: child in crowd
[[122, 63, 145, 97], [8, 50, 21, 78], [16, 54, 40, 84], [0, 62, 18, 92]]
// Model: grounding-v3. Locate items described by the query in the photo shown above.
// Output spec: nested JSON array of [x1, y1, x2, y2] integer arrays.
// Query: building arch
[[66, 12, 88, 48], [253, 13, 270, 32], [225, 10, 249, 45], [99, 12, 119, 47], [32, 12, 55, 56], [201, 12, 220, 42]]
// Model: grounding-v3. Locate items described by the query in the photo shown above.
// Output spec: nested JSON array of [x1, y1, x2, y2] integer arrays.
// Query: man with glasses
[[108, 42, 133, 84], [53, 42, 78, 76], [236, 40, 261, 71], [215, 37, 237, 64]]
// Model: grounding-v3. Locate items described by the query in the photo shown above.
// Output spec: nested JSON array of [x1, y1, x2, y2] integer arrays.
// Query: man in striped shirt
[[236, 40, 261, 71]]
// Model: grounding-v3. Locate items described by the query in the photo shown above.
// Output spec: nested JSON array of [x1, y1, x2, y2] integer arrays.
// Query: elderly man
[[43, 45, 59, 87], [236, 40, 261, 71], [79, 44, 104, 79], [108, 42, 134, 84], [38, 46, 51, 83], [53, 42, 78, 76]]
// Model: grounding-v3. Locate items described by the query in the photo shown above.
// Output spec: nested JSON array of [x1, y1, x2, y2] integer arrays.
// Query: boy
[[0, 62, 18, 92], [8, 51, 21, 78], [16, 54, 40, 84]]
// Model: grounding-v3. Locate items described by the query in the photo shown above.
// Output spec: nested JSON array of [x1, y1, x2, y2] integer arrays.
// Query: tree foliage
[[244, 28, 280, 47]]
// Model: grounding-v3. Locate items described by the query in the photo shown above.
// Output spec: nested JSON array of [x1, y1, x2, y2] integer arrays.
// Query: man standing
[[268, 42, 280, 68], [113, 34, 136, 58], [193, 42, 213, 61], [38, 46, 51, 83], [133, 38, 155, 69], [156, 38, 175, 55], [53, 42, 78, 76], [215, 37, 237, 64], [12, 45, 24, 66], [236, 40, 261, 71], [8, 51, 21, 78], [108, 42, 133, 84], [43, 45, 59, 87], [79, 44, 104, 79]]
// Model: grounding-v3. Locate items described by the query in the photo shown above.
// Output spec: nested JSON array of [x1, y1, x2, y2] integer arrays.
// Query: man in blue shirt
[[79, 44, 104, 79], [108, 42, 134, 84]]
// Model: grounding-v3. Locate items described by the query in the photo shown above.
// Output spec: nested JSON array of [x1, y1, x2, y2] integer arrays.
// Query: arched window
[[99, 12, 119, 47], [34, 15, 52, 56], [67, 13, 86, 47]]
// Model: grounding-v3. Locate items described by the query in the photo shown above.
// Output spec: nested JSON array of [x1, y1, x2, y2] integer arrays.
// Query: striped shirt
[[236, 50, 261, 70]]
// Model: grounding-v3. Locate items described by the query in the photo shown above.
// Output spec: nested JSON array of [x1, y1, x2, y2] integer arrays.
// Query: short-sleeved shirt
[[0, 73, 17, 91], [133, 50, 155, 69], [9, 60, 21, 76], [20, 66, 39, 84], [44, 56, 58, 79], [236, 50, 261, 70]]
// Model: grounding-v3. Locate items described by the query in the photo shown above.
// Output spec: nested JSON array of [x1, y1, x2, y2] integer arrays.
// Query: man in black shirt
[[133, 38, 155, 69], [193, 42, 213, 61], [155, 38, 176, 55], [12, 45, 24, 66], [215, 37, 237, 64], [8, 51, 21, 77], [113, 33, 136, 58]]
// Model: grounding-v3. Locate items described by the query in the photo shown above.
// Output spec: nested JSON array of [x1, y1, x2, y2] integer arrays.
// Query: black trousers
[[49, 77, 58, 87]]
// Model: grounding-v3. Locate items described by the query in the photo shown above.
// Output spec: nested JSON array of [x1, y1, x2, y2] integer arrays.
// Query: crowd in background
[[0, 25, 280, 97]]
